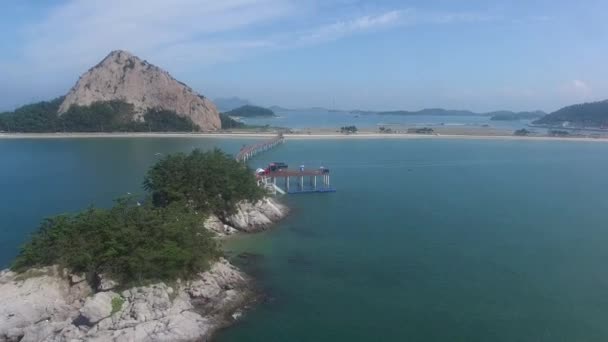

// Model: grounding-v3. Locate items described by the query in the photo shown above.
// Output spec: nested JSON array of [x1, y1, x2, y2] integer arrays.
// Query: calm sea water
[[2, 138, 608, 341], [241, 109, 530, 131]]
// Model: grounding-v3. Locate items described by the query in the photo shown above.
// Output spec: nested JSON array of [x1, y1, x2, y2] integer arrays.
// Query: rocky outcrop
[[205, 197, 289, 236], [1, 198, 287, 341], [58, 50, 221, 131], [0, 260, 250, 342]]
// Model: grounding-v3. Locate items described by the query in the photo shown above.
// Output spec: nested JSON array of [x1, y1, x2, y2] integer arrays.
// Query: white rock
[[225, 198, 288, 232], [80, 292, 117, 324], [70, 273, 86, 284], [97, 274, 118, 291], [0, 266, 82, 341]]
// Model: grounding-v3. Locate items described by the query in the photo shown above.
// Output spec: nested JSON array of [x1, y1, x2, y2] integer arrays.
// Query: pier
[[235, 134, 284, 162], [257, 167, 336, 195], [236, 134, 336, 195]]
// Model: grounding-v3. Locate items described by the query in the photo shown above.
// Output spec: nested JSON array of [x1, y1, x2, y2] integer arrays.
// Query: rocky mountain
[[59, 50, 220, 130]]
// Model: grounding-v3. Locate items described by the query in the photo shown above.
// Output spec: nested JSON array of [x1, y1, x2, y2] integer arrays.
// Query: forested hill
[[533, 100, 608, 127], [0, 99, 200, 133], [223, 105, 276, 117]]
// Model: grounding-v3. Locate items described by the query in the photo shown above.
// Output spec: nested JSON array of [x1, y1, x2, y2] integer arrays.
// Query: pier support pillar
[[286, 177, 290, 192], [313, 176, 317, 190], [327, 175, 330, 187], [300, 176, 304, 190]]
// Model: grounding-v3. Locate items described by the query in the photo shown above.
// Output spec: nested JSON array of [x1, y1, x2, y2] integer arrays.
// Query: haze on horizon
[[0, 0, 606, 113]]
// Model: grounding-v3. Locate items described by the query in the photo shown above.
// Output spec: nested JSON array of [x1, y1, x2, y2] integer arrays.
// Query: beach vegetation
[[407, 127, 434, 134], [514, 129, 531, 136], [340, 126, 358, 134], [548, 130, 570, 137]]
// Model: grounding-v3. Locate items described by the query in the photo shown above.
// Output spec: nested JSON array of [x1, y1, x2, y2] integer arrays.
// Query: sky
[[0, 0, 607, 112]]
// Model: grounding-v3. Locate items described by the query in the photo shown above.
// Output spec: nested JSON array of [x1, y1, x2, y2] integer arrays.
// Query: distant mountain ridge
[[533, 99, 608, 127], [266, 106, 545, 119]]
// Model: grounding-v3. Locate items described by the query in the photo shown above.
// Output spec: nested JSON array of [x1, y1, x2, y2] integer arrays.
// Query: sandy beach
[[1, 130, 608, 143]]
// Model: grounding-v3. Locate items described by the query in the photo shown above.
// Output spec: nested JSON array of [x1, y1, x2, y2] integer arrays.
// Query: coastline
[[2, 131, 608, 143], [0, 198, 288, 342]]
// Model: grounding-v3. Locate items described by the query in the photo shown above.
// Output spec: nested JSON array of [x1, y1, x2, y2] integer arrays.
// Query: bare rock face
[[205, 197, 289, 236], [58, 50, 221, 130], [226, 198, 289, 232], [0, 259, 250, 342]]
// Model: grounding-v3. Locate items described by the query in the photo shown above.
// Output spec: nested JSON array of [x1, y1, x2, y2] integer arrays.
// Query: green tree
[[144, 148, 265, 217], [12, 198, 221, 285]]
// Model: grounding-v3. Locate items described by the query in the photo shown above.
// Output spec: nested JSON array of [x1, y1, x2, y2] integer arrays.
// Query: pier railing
[[235, 134, 284, 162]]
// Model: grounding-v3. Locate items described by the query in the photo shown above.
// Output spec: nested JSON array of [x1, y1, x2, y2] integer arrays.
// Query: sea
[[2, 135, 608, 341], [240, 108, 531, 131]]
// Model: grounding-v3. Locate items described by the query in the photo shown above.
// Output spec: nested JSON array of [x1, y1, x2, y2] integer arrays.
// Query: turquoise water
[[2, 138, 608, 341]]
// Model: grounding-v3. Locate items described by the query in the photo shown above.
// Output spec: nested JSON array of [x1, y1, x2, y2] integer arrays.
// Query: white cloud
[[296, 10, 403, 45], [19, 0, 294, 73], [572, 79, 591, 92], [0, 1, 499, 109]]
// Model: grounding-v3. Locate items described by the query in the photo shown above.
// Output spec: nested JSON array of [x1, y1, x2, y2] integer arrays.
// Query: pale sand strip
[[1, 132, 607, 143]]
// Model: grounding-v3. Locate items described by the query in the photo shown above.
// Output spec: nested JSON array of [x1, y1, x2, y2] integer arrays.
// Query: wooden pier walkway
[[235, 134, 284, 162]]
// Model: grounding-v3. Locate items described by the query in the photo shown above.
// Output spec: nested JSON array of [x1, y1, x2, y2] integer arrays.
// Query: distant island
[[533, 99, 608, 128], [214, 97, 251, 112], [223, 105, 277, 118]]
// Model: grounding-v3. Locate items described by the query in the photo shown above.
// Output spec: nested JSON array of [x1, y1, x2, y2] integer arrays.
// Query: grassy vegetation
[[111, 296, 125, 315], [12, 148, 264, 286]]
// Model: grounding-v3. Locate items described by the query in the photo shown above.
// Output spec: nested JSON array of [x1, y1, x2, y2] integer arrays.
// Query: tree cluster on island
[[222, 105, 276, 118], [407, 127, 434, 134], [513, 129, 532, 136], [12, 149, 265, 287], [533, 100, 608, 128], [340, 126, 358, 134], [0, 98, 245, 132], [548, 130, 570, 137]]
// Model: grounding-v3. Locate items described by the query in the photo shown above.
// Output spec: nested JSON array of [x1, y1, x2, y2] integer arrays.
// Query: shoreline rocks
[[0, 260, 251, 342], [0, 197, 287, 342], [205, 197, 289, 236]]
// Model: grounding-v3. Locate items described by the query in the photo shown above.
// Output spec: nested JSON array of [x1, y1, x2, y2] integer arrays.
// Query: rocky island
[[0, 149, 287, 342], [0, 50, 233, 133]]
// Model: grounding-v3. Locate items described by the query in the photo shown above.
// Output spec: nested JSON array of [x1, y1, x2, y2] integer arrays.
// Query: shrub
[[144, 148, 265, 216], [12, 198, 221, 286]]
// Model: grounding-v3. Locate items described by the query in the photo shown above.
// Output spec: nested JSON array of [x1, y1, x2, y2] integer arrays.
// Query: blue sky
[[1, 0, 607, 112]]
